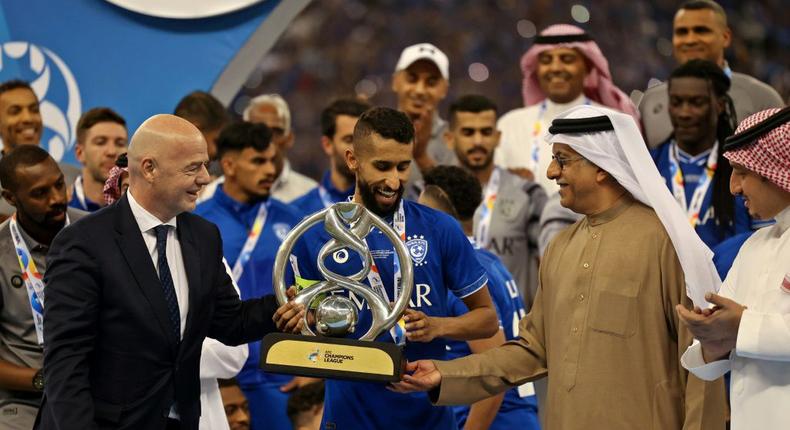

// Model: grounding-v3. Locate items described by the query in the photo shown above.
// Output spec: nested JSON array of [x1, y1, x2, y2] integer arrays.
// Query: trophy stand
[[260, 202, 413, 383]]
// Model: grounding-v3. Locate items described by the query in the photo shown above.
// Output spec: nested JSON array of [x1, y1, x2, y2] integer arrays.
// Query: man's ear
[[220, 153, 236, 178], [320, 136, 333, 157], [345, 147, 358, 174], [74, 143, 86, 164], [1, 189, 17, 208], [595, 167, 611, 184], [443, 129, 455, 151], [140, 157, 157, 183]]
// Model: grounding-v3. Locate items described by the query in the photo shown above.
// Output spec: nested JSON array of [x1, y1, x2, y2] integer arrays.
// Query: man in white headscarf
[[390, 105, 726, 429]]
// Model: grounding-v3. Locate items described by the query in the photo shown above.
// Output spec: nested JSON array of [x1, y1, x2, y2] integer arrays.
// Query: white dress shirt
[[198, 261, 248, 430], [681, 205, 790, 429], [495, 95, 601, 194], [127, 191, 189, 337]]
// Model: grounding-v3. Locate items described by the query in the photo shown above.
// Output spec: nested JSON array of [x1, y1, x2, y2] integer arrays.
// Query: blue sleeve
[[712, 231, 752, 280], [440, 216, 488, 298]]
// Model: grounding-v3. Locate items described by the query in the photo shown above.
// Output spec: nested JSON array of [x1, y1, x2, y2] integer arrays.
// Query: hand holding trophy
[[262, 201, 413, 382]]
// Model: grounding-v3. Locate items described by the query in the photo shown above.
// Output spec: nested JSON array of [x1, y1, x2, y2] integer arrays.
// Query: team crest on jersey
[[406, 235, 428, 266], [497, 198, 517, 219], [273, 223, 290, 242]]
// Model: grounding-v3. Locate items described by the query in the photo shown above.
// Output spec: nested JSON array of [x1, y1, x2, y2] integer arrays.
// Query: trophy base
[[260, 333, 404, 383]]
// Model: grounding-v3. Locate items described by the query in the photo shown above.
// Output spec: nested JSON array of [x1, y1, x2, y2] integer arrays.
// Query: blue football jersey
[[195, 186, 303, 387], [446, 245, 539, 430], [291, 171, 355, 216], [651, 141, 755, 249], [289, 200, 488, 430]]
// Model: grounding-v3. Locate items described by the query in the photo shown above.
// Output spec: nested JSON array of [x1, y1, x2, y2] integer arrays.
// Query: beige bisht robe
[[433, 198, 725, 429]]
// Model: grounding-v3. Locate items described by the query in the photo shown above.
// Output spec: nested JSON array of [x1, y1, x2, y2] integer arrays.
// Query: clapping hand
[[676, 292, 746, 362]]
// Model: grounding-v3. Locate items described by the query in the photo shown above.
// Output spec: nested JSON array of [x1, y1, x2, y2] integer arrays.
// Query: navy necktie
[[154, 225, 181, 341]]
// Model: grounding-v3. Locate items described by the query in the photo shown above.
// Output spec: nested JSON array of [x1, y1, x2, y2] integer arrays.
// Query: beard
[[357, 176, 404, 218], [334, 153, 355, 184], [459, 146, 494, 171]]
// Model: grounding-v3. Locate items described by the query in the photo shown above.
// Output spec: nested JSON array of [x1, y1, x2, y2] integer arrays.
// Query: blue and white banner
[[0, 0, 309, 164]]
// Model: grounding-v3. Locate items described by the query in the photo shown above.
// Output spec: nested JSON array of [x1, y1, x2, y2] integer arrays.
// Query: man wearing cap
[[392, 43, 457, 199], [639, 0, 784, 148], [677, 107, 790, 429], [391, 105, 726, 429]]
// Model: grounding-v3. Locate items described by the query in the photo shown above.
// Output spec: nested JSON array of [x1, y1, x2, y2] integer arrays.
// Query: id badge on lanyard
[[9, 215, 69, 345], [474, 167, 501, 248]]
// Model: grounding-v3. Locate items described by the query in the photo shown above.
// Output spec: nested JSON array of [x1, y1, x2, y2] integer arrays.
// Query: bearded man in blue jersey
[[287, 107, 498, 430], [419, 165, 540, 430]]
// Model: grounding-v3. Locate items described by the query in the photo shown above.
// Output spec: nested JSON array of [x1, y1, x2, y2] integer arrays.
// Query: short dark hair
[[286, 382, 324, 426], [668, 59, 737, 235], [423, 165, 482, 221], [217, 378, 240, 389], [321, 98, 371, 138], [76, 107, 126, 145], [353, 107, 414, 148], [0, 80, 34, 98], [216, 121, 272, 159], [448, 95, 498, 127], [174, 91, 228, 132], [0, 145, 54, 192], [678, 0, 728, 26], [115, 153, 128, 168]]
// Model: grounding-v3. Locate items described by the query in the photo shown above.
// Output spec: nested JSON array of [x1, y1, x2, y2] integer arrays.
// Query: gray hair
[[243, 94, 291, 135]]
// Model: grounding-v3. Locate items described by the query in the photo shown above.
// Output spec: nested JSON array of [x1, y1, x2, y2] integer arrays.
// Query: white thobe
[[681, 205, 790, 429], [494, 95, 601, 194]]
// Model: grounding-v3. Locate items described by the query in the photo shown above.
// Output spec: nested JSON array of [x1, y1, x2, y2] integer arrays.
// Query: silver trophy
[[261, 202, 414, 382]]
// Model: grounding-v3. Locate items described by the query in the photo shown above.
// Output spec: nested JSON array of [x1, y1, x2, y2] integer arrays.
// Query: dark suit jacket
[[36, 195, 279, 430]]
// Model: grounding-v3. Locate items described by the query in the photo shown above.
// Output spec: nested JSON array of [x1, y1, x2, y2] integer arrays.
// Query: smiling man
[[677, 107, 790, 429], [287, 107, 498, 430], [495, 24, 638, 193], [391, 106, 726, 430], [0, 146, 84, 429], [639, 0, 783, 148], [194, 122, 303, 430], [391, 43, 457, 199], [651, 60, 761, 251]]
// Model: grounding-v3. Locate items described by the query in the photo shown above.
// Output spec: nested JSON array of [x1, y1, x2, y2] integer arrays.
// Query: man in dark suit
[[36, 114, 303, 430]]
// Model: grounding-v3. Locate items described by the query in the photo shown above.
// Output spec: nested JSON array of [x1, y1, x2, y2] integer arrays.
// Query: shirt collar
[[214, 183, 266, 213], [16, 219, 47, 252], [587, 195, 635, 226], [127, 191, 177, 233], [273, 160, 292, 192], [545, 93, 588, 116], [774, 205, 790, 233], [321, 171, 355, 197]]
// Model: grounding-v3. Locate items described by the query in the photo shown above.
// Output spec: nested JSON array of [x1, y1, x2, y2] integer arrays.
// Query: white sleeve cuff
[[680, 341, 731, 381]]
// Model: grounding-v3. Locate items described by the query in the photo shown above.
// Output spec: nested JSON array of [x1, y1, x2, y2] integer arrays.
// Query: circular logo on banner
[[106, 0, 264, 19], [0, 42, 82, 161]]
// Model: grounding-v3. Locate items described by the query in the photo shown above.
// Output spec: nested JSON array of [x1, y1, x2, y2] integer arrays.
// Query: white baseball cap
[[394, 43, 449, 81]]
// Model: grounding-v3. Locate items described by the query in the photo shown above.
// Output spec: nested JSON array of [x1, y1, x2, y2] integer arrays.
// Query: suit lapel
[[176, 215, 202, 348], [114, 196, 180, 349]]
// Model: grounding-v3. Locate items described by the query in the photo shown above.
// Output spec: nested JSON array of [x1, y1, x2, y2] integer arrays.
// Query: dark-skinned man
[[0, 146, 85, 428]]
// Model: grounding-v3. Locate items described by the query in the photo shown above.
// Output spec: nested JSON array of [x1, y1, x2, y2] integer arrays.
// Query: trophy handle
[[272, 203, 414, 341]]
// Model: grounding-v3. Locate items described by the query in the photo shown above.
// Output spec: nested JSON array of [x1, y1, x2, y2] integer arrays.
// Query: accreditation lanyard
[[73, 176, 88, 211], [231, 201, 269, 282], [668, 141, 718, 227], [10, 214, 69, 345], [474, 167, 501, 248], [363, 199, 407, 345]]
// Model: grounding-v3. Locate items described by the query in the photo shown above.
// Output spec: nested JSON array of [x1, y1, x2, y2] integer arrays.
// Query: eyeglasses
[[551, 155, 585, 170]]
